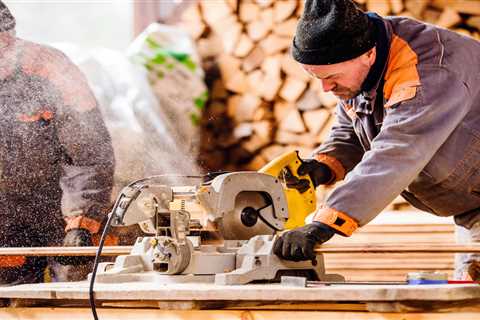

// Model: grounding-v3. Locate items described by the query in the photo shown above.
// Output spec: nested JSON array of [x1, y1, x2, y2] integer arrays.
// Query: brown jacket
[[0, 32, 114, 228]]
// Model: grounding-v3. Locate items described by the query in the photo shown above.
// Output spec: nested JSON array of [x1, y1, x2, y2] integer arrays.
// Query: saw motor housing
[[94, 152, 344, 285]]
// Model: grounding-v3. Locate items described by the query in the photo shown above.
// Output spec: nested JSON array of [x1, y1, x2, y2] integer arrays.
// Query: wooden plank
[[233, 123, 254, 139], [242, 46, 266, 72], [225, 71, 249, 93], [260, 7, 275, 30], [234, 33, 254, 58], [253, 103, 274, 122], [367, 0, 391, 16], [281, 54, 311, 82], [452, 0, 480, 15], [260, 144, 286, 162], [245, 154, 268, 171], [241, 134, 271, 153], [405, 0, 429, 18], [178, 3, 205, 39], [422, 8, 442, 25], [246, 70, 265, 97], [225, 0, 238, 11], [316, 243, 480, 254], [303, 108, 331, 135], [197, 35, 223, 59], [217, 20, 242, 54], [0, 246, 131, 257], [278, 108, 306, 133], [273, 100, 295, 122], [4, 308, 480, 320], [255, 0, 274, 8], [239, 2, 260, 23], [200, 1, 232, 27], [217, 54, 241, 82], [436, 7, 462, 28], [279, 77, 307, 102], [389, 0, 404, 14], [273, 18, 298, 37], [261, 75, 283, 101], [247, 20, 271, 41], [252, 120, 274, 141], [2, 281, 480, 304], [227, 94, 261, 122], [273, 0, 298, 23], [276, 131, 316, 147], [259, 34, 292, 55], [297, 89, 323, 111], [261, 54, 282, 78], [466, 15, 480, 30]]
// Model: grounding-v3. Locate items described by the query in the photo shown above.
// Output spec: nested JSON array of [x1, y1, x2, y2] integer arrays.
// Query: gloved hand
[[56, 228, 94, 266], [273, 221, 335, 262], [285, 159, 333, 192]]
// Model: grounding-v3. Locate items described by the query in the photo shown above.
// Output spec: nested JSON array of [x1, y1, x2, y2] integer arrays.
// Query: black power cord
[[88, 174, 206, 320]]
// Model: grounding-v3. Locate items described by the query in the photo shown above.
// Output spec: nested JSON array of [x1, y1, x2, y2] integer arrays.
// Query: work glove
[[285, 159, 333, 192], [273, 221, 335, 262], [56, 228, 94, 266]]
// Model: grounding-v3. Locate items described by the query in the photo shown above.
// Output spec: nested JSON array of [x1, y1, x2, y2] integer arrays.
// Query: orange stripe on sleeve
[[313, 206, 358, 236], [314, 154, 346, 183]]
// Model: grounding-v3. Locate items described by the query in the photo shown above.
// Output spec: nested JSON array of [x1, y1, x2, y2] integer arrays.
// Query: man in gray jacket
[[273, 0, 480, 281], [0, 2, 115, 284]]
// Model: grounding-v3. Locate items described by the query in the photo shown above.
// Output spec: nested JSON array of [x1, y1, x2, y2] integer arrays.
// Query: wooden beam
[[239, 2, 260, 23], [0, 246, 131, 257], [436, 8, 462, 28], [279, 77, 308, 102], [259, 34, 292, 55], [367, 0, 391, 16], [274, 0, 298, 23], [316, 243, 480, 254], [274, 18, 298, 37], [242, 46, 266, 72], [2, 243, 480, 257], [389, 0, 404, 14]]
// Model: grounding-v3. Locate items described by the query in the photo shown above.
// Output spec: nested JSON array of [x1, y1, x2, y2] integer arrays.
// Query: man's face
[[301, 48, 376, 100]]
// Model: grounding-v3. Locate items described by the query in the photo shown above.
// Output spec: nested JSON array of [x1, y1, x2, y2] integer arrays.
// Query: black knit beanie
[[0, 1, 15, 32], [292, 0, 375, 65]]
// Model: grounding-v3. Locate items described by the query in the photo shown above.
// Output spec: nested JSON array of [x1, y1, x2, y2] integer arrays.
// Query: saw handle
[[258, 150, 316, 229]]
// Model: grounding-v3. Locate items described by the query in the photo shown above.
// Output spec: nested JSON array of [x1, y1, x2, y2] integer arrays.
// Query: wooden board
[[2, 308, 480, 320], [0, 281, 480, 313]]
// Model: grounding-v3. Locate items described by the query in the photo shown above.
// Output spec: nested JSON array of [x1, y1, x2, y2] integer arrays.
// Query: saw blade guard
[[197, 172, 289, 240]]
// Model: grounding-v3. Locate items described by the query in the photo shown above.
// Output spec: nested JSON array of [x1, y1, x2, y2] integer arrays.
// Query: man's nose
[[321, 79, 336, 92]]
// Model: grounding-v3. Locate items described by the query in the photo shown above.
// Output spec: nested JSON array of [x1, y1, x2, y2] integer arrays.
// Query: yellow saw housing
[[258, 150, 317, 229]]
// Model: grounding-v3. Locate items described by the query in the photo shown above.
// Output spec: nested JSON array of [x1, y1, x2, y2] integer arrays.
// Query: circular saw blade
[[218, 191, 276, 240]]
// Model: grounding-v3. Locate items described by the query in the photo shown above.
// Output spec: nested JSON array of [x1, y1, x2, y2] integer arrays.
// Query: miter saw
[[93, 151, 344, 285]]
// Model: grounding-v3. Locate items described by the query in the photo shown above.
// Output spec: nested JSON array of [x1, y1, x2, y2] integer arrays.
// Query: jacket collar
[[346, 13, 391, 115]]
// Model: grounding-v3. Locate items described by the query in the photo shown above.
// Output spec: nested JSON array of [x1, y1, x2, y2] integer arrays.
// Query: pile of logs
[[177, 0, 480, 172]]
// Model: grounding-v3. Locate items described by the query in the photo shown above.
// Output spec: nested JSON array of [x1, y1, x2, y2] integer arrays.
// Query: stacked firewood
[[177, 0, 480, 172]]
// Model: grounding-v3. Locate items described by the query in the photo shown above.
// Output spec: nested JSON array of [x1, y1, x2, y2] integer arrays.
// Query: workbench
[[0, 280, 479, 319]]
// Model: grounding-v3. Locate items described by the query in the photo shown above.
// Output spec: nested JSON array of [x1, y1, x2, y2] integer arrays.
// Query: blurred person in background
[[0, 1, 115, 284]]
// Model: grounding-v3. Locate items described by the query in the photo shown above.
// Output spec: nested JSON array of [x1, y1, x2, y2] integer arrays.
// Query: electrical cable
[[88, 173, 206, 319]]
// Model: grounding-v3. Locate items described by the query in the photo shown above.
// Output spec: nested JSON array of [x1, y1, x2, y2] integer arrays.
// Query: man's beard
[[331, 85, 361, 100]]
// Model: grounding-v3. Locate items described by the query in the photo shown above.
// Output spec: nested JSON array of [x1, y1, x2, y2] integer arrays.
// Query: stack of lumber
[[177, 0, 480, 172], [178, 0, 337, 171], [326, 218, 456, 281]]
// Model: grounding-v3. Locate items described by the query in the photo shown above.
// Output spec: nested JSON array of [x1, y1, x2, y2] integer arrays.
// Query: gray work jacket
[[314, 15, 480, 230]]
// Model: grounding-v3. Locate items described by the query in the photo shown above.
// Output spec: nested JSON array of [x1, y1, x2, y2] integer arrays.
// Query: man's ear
[[366, 47, 376, 67]]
